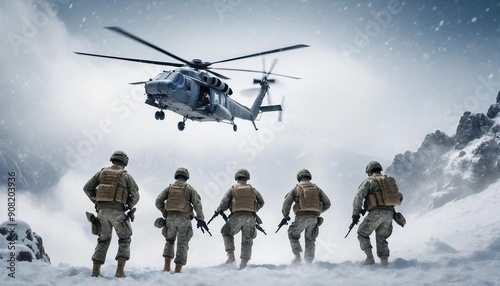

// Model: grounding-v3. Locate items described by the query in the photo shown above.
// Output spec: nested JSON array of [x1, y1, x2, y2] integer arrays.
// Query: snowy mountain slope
[[1, 178, 499, 286], [387, 93, 500, 213], [0, 142, 60, 193]]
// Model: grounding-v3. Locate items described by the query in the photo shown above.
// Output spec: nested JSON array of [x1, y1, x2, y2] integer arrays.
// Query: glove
[[197, 219, 208, 230], [352, 214, 360, 225]]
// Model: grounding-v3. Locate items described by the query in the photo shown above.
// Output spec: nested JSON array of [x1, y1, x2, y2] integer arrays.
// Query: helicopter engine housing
[[202, 75, 232, 94]]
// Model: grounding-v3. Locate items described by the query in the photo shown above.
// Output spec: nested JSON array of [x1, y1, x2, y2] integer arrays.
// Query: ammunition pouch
[[393, 212, 406, 227], [91, 224, 100, 235], [154, 217, 166, 229], [86, 211, 101, 236], [317, 216, 324, 227]]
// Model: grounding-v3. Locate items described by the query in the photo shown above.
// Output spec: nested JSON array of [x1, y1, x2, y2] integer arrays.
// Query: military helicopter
[[75, 27, 308, 131]]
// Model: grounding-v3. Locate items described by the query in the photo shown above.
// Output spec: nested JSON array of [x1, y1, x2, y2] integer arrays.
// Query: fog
[[1, 0, 499, 268]]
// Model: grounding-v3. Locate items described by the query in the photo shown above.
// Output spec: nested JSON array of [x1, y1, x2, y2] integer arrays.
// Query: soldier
[[352, 161, 403, 266], [155, 167, 206, 273], [214, 168, 265, 270], [83, 150, 140, 278], [281, 169, 331, 264]]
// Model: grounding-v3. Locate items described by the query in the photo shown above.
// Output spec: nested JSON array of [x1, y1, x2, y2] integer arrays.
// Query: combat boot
[[91, 261, 102, 277], [174, 264, 183, 273], [239, 259, 249, 270], [225, 250, 235, 264], [291, 252, 302, 264], [381, 256, 389, 267], [363, 248, 375, 265], [164, 257, 172, 272], [115, 257, 126, 277]]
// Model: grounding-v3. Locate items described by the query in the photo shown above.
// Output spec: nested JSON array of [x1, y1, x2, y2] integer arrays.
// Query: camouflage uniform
[[282, 179, 331, 262], [83, 163, 140, 264], [155, 179, 204, 266], [352, 171, 394, 258], [216, 181, 265, 261]]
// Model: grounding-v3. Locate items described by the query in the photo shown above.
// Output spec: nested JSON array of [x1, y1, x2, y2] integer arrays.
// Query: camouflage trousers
[[92, 208, 132, 264], [357, 208, 393, 258], [162, 213, 193, 265], [288, 214, 320, 262], [221, 212, 257, 261]]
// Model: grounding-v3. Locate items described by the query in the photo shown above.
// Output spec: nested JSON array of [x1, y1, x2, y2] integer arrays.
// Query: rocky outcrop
[[387, 91, 500, 212], [455, 112, 494, 149], [0, 220, 51, 263]]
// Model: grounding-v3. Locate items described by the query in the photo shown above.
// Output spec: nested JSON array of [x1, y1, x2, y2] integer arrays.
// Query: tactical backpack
[[96, 168, 128, 204], [293, 181, 322, 215], [368, 175, 402, 208]]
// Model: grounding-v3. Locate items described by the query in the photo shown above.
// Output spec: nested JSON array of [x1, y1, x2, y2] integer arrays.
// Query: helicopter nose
[[145, 80, 177, 95]]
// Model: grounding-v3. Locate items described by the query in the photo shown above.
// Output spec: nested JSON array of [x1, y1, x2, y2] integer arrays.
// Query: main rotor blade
[[105, 26, 192, 66], [210, 44, 309, 65], [206, 69, 230, 80], [129, 81, 148, 85], [211, 67, 301, 79], [74, 52, 184, 67]]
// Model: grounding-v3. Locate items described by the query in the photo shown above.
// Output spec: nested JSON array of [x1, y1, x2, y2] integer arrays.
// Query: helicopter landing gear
[[177, 117, 187, 131], [155, 110, 165, 120], [231, 118, 237, 132], [177, 122, 185, 131]]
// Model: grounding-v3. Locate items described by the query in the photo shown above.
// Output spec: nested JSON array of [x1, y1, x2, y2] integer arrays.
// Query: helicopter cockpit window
[[154, 72, 168, 80], [167, 72, 185, 86]]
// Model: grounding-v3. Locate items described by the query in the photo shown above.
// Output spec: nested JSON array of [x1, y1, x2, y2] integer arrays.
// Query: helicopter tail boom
[[250, 83, 270, 119]]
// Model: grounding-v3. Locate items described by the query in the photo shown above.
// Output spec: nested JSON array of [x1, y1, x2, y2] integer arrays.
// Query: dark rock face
[[387, 93, 500, 212], [486, 92, 500, 118], [0, 220, 50, 263], [455, 112, 494, 149]]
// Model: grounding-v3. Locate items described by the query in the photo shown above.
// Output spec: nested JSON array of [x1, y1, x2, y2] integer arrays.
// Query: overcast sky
[[1, 0, 500, 268], [2, 1, 499, 160]]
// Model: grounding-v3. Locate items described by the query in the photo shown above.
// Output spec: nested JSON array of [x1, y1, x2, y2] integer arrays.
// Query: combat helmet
[[296, 169, 312, 182], [235, 168, 250, 181], [174, 167, 190, 180], [365, 161, 383, 174], [110, 150, 129, 166]]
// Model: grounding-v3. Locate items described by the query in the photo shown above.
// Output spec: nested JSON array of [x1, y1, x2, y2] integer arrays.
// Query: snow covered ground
[[1, 181, 499, 285]]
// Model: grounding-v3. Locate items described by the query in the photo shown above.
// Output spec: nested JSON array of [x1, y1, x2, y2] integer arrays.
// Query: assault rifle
[[256, 224, 267, 235], [344, 209, 366, 238], [255, 215, 267, 235], [195, 218, 212, 236], [275, 218, 289, 233], [208, 211, 266, 235], [126, 207, 136, 222], [207, 211, 228, 225]]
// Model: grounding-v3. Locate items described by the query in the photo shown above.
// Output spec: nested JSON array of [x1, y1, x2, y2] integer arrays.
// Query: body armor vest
[[231, 184, 256, 213], [293, 181, 322, 215], [367, 175, 401, 210], [165, 181, 191, 213], [96, 167, 128, 204]]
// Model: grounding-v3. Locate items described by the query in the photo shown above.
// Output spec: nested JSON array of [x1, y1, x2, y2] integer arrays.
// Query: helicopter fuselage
[[144, 68, 264, 126]]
